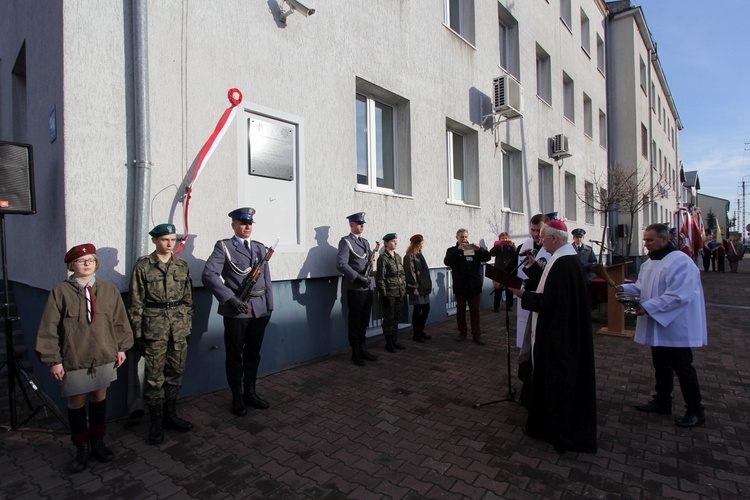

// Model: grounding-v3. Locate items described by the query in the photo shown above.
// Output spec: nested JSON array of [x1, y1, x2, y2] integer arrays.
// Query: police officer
[[336, 212, 379, 367], [128, 223, 194, 445], [572, 228, 597, 283], [202, 208, 274, 416]]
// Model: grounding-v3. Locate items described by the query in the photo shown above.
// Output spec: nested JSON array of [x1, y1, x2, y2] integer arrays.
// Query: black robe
[[520, 254, 597, 453]]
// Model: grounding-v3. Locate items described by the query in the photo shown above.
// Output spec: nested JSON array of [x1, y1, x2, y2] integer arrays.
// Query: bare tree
[[577, 163, 665, 260]]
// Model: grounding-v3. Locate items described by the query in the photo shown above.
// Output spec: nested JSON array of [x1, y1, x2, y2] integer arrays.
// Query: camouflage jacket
[[376, 251, 406, 297], [128, 252, 194, 340]]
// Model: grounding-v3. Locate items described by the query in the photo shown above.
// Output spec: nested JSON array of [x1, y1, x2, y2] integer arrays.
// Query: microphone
[[589, 239, 602, 244], [511, 248, 538, 273]]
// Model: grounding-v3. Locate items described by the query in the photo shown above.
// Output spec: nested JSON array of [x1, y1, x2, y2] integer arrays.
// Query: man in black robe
[[510, 219, 597, 453]]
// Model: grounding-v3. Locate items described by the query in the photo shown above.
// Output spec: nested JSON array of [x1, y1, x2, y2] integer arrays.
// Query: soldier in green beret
[[128, 223, 194, 445], [376, 233, 406, 352]]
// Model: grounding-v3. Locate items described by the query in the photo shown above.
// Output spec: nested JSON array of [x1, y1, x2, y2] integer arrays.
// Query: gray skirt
[[60, 362, 118, 397]]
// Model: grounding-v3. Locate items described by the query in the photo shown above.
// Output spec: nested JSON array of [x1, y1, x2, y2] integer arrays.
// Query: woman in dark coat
[[404, 234, 433, 342]]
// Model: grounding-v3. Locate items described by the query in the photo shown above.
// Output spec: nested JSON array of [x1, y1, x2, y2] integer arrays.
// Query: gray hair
[[544, 225, 569, 243], [456, 228, 468, 237], [645, 223, 669, 239]]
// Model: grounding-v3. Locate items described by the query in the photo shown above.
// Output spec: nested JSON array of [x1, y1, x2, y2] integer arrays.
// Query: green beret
[[149, 223, 176, 237], [383, 232, 397, 241]]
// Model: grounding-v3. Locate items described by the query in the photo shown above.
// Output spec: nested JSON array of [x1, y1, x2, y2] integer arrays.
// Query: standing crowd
[[35, 207, 711, 471]]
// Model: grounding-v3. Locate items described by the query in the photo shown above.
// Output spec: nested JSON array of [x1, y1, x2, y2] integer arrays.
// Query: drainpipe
[[647, 48, 655, 227], [131, 0, 151, 268]]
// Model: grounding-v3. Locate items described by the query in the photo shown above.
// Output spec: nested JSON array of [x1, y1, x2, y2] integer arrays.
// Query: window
[[580, 9, 590, 55], [583, 93, 592, 137], [585, 181, 595, 224], [445, 0, 476, 46], [501, 145, 523, 212], [640, 57, 647, 93], [643, 195, 650, 226], [563, 72, 575, 122], [356, 79, 411, 194], [538, 162, 554, 213], [560, 0, 572, 29], [658, 96, 662, 123], [641, 124, 648, 158], [536, 44, 551, 104], [565, 173, 577, 221], [599, 188, 607, 226], [650, 82, 655, 109], [598, 109, 607, 148], [446, 119, 479, 205], [497, 3, 520, 79], [357, 95, 395, 190], [596, 34, 605, 73]]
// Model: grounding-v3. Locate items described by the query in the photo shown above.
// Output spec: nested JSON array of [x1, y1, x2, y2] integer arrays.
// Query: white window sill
[[355, 186, 413, 200], [445, 199, 480, 209]]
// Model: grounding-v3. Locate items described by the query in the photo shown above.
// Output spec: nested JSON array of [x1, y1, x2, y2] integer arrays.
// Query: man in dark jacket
[[444, 228, 491, 345]]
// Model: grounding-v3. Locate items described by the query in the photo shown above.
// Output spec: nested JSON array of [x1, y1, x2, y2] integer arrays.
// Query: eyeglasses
[[75, 258, 97, 265]]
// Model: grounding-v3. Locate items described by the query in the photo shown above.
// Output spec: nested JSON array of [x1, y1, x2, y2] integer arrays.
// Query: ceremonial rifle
[[238, 237, 280, 310]]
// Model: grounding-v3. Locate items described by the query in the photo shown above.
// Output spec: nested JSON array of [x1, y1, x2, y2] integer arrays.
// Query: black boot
[[351, 345, 366, 366], [148, 404, 165, 444], [412, 327, 425, 343], [162, 399, 193, 431], [71, 441, 90, 473], [243, 380, 270, 410], [231, 387, 248, 416], [360, 340, 379, 361], [88, 399, 114, 462], [419, 326, 432, 340], [385, 335, 397, 353], [393, 332, 406, 350], [68, 406, 90, 473]]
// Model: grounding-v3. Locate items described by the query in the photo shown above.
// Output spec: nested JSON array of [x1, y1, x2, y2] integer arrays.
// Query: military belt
[[246, 288, 266, 297], [145, 300, 185, 309]]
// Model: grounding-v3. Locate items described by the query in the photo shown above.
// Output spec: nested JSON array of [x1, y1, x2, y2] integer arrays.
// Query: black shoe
[[455, 335, 467, 343], [635, 399, 672, 414], [90, 438, 114, 462], [420, 332, 432, 340], [393, 336, 406, 350], [493, 307, 500, 312], [360, 342, 379, 362], [473, 337, 485, 346], [230, 388, 248, 416], [413, 334, 425, 343], [675, 412, 705, 428], [70, 442, 90, 473], [148, 405, 165, 444], [244, 393, 270, 410], [351, 346, 366, 366]]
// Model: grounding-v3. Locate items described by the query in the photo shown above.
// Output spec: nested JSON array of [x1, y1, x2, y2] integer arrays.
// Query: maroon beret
[[64, 243, 97, 264], [409, 234, 424, 244]]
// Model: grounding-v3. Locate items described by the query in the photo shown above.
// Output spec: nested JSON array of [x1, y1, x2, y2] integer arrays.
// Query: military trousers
[[346, 289, 373, 346], [143, 333, 189, 405], [223, 315, 271, 389]]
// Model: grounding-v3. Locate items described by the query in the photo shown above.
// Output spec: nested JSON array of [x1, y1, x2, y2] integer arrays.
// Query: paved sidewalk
[[1, 267, 749, 499]]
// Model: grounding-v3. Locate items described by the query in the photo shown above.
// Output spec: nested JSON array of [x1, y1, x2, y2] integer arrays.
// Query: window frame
[[501, 146, 523, 213], [536, 44, 552, 105], [565, 172, 577, 221], [583, 92, 593, 138], [563, 72, 575, 122], [580, 9, 590, 55], [356, 93, 398, 193]]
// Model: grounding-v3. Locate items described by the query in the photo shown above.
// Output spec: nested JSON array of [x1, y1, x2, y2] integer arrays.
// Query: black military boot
[[162, 399, 193, 431], [71, 440, 90, 474], [148, 404, 165, 445], [244, 380, 270, 410], [68, 406, 90, 473], [351, 345, 365, 366], [230, 387, 247, 416], [88, 399, 114, 462], [385, 335, 397, 353], [393, 332, 406, 350], [412, 327, 425, 343], [360, 340, 379, 362]]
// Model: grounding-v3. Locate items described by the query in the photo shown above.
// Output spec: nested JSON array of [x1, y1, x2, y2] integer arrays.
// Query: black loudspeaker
[[0, 141, 36, 215], [616, 223, 628, 238]]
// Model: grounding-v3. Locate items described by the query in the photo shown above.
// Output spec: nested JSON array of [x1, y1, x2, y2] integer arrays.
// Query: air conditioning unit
[[551, 133, 572, 159], [492, 75, 522, 119]]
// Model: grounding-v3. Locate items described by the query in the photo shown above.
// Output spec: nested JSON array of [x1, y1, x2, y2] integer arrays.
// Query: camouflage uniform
[[128, 252, 194, 405]]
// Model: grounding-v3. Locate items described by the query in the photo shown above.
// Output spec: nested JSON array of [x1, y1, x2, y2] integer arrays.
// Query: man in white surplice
[[515, 214, 552, 348], [618, 223, 707, 428]]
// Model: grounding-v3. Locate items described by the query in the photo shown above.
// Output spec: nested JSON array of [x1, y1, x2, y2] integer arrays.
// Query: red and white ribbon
[[175, 88, 243, 255]]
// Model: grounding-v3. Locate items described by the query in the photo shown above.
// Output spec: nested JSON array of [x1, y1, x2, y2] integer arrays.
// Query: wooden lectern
[[596, 262, 634, 338]]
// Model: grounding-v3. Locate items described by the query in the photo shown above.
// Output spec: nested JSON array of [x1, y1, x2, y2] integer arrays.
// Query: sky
[[636, 0, 750, 227]]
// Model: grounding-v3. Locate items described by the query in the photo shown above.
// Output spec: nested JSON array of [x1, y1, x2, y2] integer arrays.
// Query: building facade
[[2, 0, 672, 416]]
